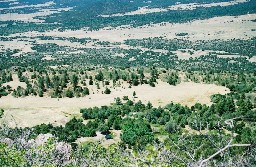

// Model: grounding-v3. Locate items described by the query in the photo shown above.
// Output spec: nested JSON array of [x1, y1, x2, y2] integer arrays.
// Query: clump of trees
[[121, 118, 154, 148], [167, 72, 179, 85], [0, 109, 4, 118], [33, 118, 96, 143]]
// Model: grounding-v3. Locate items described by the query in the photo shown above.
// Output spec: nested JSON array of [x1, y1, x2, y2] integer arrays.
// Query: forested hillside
[[0, 0, 256, 166]]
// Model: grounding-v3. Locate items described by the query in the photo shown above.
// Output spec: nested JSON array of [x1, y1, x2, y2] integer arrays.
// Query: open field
[[100, 0, 248, 17], [1, 14, 255, 58], [11, 14, 255, 42], [0, 1, 55, 10], [0, 81, 229, 127], [0, 7, 72, 22]]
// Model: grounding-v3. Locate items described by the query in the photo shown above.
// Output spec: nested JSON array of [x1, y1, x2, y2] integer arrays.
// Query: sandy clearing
[[216, 54, 242, 58], [11, 14, 255, 42], [36, 39, 87, 48], [0, 24, 8, 27], [168, 0, 248, 10], [9, 1, 19, 5], [77, 130, 121, 147], [83, 14, 256, 42], [42, 55, 56, 60], [1, 108, 70, 128], [174, 50, 210, 60], [37, 39, 170, 53], [100, 7, 169, 17], [249, 56, 256, 62], [3, 74, 27, 89], [0, 7, 72, 22], [0, 81, 230, 108], [0, 1, 55, 10], [100, 0, 248, 17], [0, 38, 35, 56], [0, 36, 167, 56], [0, 0, 17, 2], [174, 49, 247, 60], [0, 81, 229, 127]]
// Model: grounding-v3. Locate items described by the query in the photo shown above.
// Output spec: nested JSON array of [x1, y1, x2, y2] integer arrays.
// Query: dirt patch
[[76, 130, 121, 147], [249, 56, 256, 62], [3, 74, 26, 89]]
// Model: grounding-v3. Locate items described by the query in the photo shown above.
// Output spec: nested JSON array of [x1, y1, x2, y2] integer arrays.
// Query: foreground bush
[[0, 125, 255, 167]]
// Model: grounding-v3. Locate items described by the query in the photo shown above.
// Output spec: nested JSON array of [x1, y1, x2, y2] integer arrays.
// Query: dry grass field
[[1, 14, 254, 59], [0, 80, 229, 127]]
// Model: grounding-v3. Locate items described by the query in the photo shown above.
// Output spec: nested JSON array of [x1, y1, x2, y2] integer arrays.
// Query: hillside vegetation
[[0, 0, 256, 166]]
